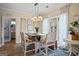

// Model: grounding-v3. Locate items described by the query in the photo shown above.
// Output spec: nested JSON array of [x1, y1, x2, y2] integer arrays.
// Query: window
[[11, 21, 16, 24], [27, 19, 33, 33], [42, 18, 49, 34]]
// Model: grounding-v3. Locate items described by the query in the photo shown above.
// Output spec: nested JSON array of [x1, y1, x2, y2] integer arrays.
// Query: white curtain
[[57, 4, 70, 48], [58, 13, 68, 47]]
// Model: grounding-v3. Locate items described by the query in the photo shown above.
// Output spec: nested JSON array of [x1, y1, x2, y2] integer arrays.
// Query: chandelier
[[32, 3, 43, 21]]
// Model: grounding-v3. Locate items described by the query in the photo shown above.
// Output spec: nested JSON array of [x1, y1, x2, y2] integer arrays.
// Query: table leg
[[69, 44, 72, 56], [69, 44, 78, 56]]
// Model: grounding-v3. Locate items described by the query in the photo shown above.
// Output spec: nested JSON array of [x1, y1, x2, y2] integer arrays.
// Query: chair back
[[20, 32, 24, 40], [46, 32, 56, 44]]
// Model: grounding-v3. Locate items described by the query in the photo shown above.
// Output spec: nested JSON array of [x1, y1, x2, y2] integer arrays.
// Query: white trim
[[15, 18, 16, 43], [2, 16, 4, 46], [9, 20, 11, 42], [15, 17, 21, 43]]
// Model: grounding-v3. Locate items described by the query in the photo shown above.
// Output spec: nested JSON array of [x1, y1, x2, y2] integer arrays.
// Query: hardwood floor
[[0, 39, 69, 56], [0, 39, 35, 56], [0, 39, 24, 56]]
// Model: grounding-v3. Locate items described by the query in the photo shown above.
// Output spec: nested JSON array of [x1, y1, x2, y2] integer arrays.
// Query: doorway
[[10, 19, 16, 44], [1, 16, 16, 45]]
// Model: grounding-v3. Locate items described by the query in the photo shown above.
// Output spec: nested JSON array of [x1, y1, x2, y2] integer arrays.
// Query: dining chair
[[40, 32, 56, 56], [26, 33, 41, 55], [20, 32, 36, 56]]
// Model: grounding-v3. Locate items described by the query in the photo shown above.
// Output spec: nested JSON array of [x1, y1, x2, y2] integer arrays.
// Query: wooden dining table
[[27, 33, 45, 42]]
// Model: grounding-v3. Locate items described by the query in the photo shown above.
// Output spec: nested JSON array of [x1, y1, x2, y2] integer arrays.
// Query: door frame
[[1, 16, 16, 46], [2, 16, 4, 46], [10, 18, 16, 42]]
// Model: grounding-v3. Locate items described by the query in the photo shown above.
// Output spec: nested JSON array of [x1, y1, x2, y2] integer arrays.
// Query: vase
[[35, 27, 39, 33]]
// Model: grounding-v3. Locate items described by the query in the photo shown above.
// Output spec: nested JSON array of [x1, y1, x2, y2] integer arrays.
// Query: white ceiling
[[0, 3, 68, 16]]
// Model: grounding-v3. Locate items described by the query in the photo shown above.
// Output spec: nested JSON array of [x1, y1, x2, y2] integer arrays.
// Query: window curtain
[[57, 4, 70, 48], [58, 13, 68, 47]]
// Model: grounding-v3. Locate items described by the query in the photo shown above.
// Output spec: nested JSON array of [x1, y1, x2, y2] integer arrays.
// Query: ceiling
[[0, 3, 68, 16]]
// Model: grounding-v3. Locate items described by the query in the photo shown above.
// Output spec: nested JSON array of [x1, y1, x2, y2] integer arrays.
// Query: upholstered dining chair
[[20, 32, 36, 56], [40, 32, 56, 56], [25, 33, 41, 55]]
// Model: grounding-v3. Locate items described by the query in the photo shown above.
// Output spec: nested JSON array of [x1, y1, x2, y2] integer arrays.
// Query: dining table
[[26, 33, 45, 41], [25, 33, 45, 44]]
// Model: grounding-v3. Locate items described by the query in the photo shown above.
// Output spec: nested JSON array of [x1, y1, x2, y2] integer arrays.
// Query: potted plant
[[68, 27, 75, 34], [69, 21, 79, 40], [70, 21, 79, 27], [69, 21, 79, 34]]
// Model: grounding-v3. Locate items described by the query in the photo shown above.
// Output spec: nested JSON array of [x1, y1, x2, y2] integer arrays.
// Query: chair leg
[[35, 49, 37, 55], [45, 47, 48, 56], [24, 51, 26, 56], [54, 45, 56, 50], [39, 48, 41, 55], [35, 43, 37, 55], [24, 44, 26, 56]]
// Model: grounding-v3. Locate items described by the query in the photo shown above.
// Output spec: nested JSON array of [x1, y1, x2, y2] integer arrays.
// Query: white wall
[[16, 17, 28, 44], [20, 18, 27, 33], [68, 4, 79, 25], [15, 17, 21, 43]]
